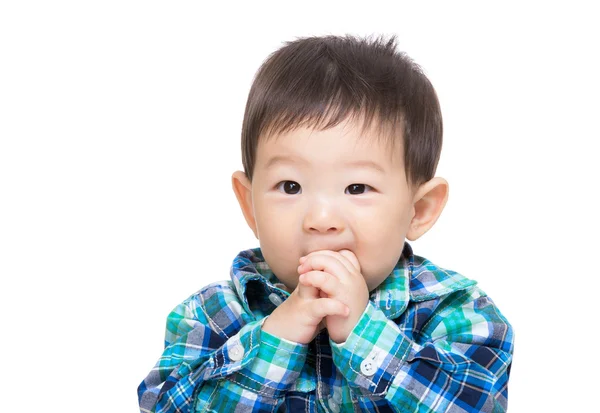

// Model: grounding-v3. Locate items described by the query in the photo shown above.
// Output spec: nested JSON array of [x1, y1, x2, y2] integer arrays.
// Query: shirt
[[138, 242, 514, 412]]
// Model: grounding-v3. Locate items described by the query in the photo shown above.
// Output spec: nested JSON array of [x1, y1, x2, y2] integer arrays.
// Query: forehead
[[256, 118, 403, 171]]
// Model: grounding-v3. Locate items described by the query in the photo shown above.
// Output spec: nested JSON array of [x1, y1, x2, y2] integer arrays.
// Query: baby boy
[[138, 34, 514, 412]]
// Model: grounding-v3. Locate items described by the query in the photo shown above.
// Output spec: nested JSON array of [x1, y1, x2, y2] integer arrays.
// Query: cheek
[[360, 245, 403, 291], [354, 203, 408, 240], [255, 205, 297, 244], [354, 206, 408, 287]]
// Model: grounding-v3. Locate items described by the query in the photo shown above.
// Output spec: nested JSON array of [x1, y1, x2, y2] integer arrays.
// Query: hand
[[297, 249, 369, 344], [261, 270, 350, 345]]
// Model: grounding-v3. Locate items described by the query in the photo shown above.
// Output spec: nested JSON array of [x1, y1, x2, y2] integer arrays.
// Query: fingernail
[[299, 256, 306, 263]]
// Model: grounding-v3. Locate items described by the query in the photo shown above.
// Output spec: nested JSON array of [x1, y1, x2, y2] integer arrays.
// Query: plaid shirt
[[138, 242, 514, 412]]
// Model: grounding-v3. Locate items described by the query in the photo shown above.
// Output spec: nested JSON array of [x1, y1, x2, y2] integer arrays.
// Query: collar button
[[268, 293, 283, 306]]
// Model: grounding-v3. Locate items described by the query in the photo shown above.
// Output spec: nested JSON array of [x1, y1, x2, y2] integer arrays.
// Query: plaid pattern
[[138, 242, 514, 412]]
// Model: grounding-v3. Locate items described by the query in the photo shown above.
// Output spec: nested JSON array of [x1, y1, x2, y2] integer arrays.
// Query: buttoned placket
[[314, 332, 362, 413], [315, 333, 328, 412]]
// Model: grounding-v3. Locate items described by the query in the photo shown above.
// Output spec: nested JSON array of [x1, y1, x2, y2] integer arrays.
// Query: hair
[[240, 33, 443, 192]]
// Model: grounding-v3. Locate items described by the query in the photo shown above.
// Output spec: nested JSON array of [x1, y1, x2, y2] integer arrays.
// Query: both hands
[[298, 250, 370, 343], [261, 249, 370, 345]]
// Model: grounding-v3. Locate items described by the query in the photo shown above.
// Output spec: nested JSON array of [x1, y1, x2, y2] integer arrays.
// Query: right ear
[[231, 171, 258, 239]]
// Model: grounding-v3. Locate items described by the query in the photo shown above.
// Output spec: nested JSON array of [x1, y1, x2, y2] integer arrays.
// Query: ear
[[231, 171, 259, 239], [406, 177, 449, 241]]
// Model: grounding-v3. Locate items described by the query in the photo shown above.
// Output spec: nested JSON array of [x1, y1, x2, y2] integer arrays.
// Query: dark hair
[[240, 33, 443, 191]]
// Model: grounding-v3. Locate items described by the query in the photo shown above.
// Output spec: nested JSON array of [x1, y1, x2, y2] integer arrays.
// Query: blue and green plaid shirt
[[138, 242, 514, 412]]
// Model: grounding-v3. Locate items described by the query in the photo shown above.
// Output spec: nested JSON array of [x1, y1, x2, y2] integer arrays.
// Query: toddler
[[138, 34, 514, 412]]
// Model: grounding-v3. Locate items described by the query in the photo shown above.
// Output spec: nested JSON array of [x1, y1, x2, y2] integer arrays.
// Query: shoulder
[[409, 253, 478, 302], [195, 280, 245, 316], [170, 280, 248, 339], [405, 254, 513, 345]]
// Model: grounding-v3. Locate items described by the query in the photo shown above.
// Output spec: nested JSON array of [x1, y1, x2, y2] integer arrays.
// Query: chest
[[276, 333, 395, 413]]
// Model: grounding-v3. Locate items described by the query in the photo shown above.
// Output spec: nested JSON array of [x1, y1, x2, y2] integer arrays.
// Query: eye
[[275, 180, 301, 195], [345, 184, 373, 195]]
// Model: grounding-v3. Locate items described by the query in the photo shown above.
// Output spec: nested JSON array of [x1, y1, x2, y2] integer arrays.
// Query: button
[[268, 293, 283, 306], [332, 386, 342, 404], [360, 349, 381, 376], [229, 344, 244, 361], [360, 359, 376, 376]]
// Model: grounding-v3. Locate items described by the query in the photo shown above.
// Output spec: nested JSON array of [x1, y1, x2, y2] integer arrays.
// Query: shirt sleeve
[[137, 284, 308, 413], [330, 286, 514, 412]]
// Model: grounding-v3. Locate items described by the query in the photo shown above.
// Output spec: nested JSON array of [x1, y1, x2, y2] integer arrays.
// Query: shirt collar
[[230, 242, 476, 320]]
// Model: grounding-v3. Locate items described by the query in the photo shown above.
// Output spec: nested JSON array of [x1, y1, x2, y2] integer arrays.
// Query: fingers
[[303, 249, 359, 272], [298, 252, 358, 283], [299, 252, 348, 279], [306, 297, 349, 322], [337, 249, 361, 272], [299, 271, 340, 297], [295, 276, 320, 300]]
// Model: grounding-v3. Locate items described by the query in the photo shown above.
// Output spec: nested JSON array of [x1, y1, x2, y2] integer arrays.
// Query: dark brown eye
[[276, 181, 301, 194], [346, 184, 372, 195]]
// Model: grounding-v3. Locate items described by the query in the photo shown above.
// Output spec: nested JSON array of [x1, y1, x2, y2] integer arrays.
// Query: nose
[[303, 199, 345, 234]]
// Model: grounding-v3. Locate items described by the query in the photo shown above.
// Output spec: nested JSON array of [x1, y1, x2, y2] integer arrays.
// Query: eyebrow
[[265, 154, 386, 173]]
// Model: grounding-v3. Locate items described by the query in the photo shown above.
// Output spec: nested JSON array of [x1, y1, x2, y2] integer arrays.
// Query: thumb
[[338, 249, 360, 272]]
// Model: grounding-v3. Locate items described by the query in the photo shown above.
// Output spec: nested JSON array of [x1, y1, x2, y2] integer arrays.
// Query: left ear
[[406, 177, 449, 241]]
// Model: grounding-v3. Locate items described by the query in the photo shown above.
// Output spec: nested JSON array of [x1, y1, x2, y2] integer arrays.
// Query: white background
[[1, 1, 598, 411]]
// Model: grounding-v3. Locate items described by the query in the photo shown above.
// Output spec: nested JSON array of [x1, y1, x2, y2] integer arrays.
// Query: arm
[[330, 287, 514, 412], [137, 282, 308, 413]]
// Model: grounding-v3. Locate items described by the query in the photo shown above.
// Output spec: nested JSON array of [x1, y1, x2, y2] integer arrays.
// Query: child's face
[[238, 118, 419, 293]]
